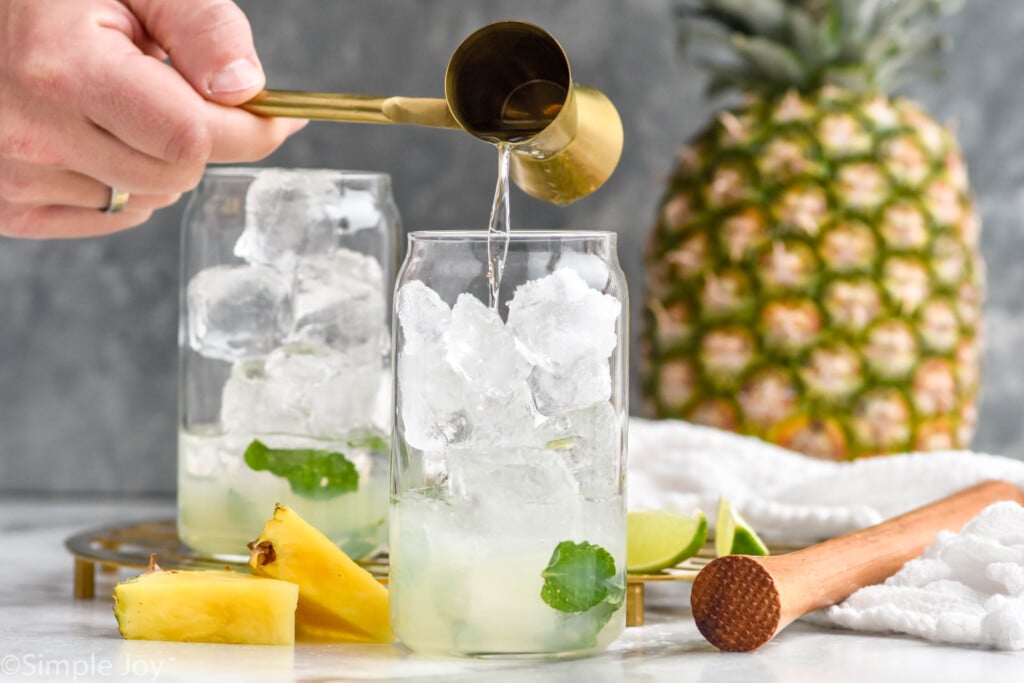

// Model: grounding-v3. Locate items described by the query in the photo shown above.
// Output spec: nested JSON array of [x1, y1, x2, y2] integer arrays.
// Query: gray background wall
[[1, 0, 1022, 493]]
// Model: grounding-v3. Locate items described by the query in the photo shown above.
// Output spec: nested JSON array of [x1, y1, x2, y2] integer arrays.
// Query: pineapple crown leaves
[[676, 0, 963, 98]]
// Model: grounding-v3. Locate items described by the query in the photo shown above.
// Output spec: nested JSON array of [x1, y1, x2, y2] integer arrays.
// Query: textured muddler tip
[[690, 555, 782, 652]]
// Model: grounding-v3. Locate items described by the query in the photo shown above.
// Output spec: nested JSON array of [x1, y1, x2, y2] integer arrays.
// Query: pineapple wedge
[[249, 504, 392, 643], [114, 556, 298, 645]]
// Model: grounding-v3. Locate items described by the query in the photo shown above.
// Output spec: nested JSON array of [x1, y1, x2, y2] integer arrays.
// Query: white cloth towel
[[808, 502, 1024, 650], [627, 417, 1024, 649]]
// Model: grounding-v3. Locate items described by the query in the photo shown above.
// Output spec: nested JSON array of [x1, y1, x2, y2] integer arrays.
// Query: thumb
[[125, 0, 266, 105]]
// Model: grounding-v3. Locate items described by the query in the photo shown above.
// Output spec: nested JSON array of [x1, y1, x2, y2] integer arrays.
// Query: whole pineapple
[[642, 0, 983, 460]]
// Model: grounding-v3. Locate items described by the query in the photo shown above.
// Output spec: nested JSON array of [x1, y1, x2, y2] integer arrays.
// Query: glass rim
[[408, 229, 617, 242], [202, 166, 392, 182]]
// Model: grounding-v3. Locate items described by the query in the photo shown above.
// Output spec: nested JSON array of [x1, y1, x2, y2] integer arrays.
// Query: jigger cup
[[241, 21, 623, 205]]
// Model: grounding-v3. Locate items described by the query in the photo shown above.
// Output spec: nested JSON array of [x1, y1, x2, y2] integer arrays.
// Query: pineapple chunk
[[249, 504, 392, 643], [113, 557, 298, 645]]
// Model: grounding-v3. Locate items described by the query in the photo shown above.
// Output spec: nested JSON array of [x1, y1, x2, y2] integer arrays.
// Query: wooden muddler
[[690, 479, 1024, 652]]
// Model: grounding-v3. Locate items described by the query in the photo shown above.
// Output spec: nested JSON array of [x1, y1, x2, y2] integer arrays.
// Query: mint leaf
[[541, 540, 625, 648], [540, 540, 618, 613], [244, 440, 359, 500]]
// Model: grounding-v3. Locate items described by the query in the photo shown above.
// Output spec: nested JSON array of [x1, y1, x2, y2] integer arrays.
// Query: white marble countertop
[[1, 496, 1021, 683]]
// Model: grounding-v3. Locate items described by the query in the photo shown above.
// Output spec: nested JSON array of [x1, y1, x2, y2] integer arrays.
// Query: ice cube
[[290, 249, 387, 362], [541, 402, 623, 500], [187, 264, 292, 361], [529, 355, 612, 415], [221, 342, 385, 439], [445, 294, 530, 397], [179, 429, 249, 478], [446, 447, 580, 506], [507, 269, 621, 374], [235, 169, 341, 271], [365, 370, 394, 438], [445, 447, 583, 553], [554, 251, 610, 290], [307, 363, 388, 439], [335, 187, 383, 233], [395, 284, 492, 451], [464, 380, 543, 449], [264, 342, 385, 438], [398, 345, 472, 451], [220, 357, 310, 435], [396, 281, 451, 354]]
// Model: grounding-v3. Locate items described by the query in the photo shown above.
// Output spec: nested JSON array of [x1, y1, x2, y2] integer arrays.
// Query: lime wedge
[[627, 509, 708, 574], [715, 496, 769, 557]]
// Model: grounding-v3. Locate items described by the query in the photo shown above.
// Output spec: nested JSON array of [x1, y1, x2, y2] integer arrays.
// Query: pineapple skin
[[113, 569, 298, 645], [249, 504, 392, 643], [643, 87, 983, 461]]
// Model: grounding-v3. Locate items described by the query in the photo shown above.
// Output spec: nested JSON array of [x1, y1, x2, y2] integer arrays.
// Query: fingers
[[0, 0, 306, 240], [79, 36, 304, 169], [0, 203, 157, 240], [107, 1, 305, 161], [0, 154, 179, 240], [78, 107, 300, 192], [93, 1, 167, 60], [78, 47, 216, 167], [124, 0, 265, 105], [4, 100, 201, 196], [0, 159, 181, 211], [206, 108, 308, 162], [117, 0, 306, 159]]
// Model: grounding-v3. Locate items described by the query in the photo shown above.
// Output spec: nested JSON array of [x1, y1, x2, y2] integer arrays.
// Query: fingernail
[[208, 58, 262, 94]]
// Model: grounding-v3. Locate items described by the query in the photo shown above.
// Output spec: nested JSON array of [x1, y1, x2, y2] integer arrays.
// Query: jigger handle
[[691, 479, 1024, 652], [241, 89, 461, 129]]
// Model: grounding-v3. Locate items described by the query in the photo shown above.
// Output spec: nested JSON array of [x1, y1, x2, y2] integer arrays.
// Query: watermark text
[[0, 652, 172, 680]]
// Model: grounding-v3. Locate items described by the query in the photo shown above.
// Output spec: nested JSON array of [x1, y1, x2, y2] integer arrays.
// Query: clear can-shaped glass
[[179, 167, 399, 559], [390, 230, 629, 656]]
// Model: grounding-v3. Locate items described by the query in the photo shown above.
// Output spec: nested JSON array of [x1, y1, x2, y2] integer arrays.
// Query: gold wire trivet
[[64, 519, 799, 627], [64, 519, 388, 599]]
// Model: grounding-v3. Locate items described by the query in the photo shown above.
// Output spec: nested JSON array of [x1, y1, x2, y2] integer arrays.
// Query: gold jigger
[[241, 21, 623, 205]]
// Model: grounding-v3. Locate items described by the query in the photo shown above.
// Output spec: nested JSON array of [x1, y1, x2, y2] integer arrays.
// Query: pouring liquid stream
[[486, 142, 512, 310], [483, 81, 565, 310]]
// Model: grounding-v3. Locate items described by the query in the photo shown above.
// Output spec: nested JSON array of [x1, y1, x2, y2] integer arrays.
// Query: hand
[[0, 0, 306, 238]]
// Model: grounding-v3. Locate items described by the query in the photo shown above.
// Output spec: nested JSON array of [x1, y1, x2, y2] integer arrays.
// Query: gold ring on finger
[[103, 187, 131, 214]]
